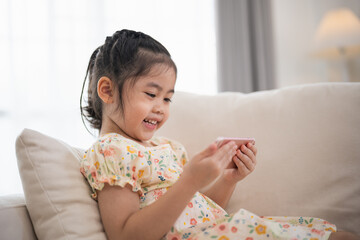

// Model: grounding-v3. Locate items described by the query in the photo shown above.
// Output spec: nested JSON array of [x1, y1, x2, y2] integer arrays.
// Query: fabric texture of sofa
[[0, 82, 359, 239]]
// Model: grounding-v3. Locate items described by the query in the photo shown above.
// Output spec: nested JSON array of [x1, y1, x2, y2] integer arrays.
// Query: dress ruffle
[[80, 134, 150, 198]]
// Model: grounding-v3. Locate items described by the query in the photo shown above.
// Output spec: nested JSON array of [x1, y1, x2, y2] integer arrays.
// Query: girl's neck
[[100, 130, 155, 148], [99, 111, 156, 148]]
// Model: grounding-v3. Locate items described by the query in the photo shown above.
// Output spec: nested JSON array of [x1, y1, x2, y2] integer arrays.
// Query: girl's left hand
[[222, 142, 258, 183]]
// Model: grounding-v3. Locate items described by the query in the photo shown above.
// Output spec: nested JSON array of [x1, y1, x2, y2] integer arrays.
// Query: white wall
[[272, 0, 360, 88]]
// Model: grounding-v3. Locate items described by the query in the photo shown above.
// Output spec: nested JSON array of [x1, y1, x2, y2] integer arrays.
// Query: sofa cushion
[[0, 194, 37, 240], [16, 129, 106, 240]]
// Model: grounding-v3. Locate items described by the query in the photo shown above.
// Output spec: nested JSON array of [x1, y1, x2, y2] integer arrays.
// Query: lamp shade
[[314, 8, 360, 50]]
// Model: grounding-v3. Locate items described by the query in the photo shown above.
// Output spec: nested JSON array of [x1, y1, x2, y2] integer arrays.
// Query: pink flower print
[[190, 218, 197, 225], [211, 208, 223, 214], [132, 166, 136, 172], [131, 172, 137, 181], [103, 147, 115, 157], [164, 172, 172, 179], [246, 238, 253, 240], [90, 168, 97, 178], [311, 228, 323, 235], [219, 224, 226, 231], [154, 158, 160, 164], [323, 220, 335, 228], [153, 189, 164, 200], [283, 224, 290, 229], [188, 202, 193, 208], [138, 151, 144, 158], [215, 223, 229, 234], [231, 226, 238, 233]]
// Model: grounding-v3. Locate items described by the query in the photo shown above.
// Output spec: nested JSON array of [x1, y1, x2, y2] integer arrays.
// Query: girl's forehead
[[147, 64, 176, 77], [133, 66, 176, 87]]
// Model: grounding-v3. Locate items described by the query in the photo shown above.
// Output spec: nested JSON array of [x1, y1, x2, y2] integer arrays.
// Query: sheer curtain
[[216, 0, 276, 93], [0, 0, 217, 195]]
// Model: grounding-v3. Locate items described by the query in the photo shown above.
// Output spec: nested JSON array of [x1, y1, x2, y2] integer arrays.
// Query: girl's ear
[[97, 77, 115, 104]]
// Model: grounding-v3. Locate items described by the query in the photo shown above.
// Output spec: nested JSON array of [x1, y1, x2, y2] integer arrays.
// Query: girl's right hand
[[181, 141, 238, 191]]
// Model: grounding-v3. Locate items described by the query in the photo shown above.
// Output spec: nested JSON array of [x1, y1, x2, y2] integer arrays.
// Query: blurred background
[[1, 0, 359, 195]]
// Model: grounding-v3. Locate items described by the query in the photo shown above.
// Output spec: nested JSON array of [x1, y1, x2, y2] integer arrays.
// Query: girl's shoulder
[[83, 133, 142, 164]]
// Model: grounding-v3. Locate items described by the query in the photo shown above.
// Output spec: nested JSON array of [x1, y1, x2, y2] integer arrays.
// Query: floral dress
[[80, 133, 336, 240]]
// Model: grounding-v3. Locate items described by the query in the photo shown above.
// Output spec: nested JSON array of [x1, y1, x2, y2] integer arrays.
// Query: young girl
[[80, 29, 353, 240]]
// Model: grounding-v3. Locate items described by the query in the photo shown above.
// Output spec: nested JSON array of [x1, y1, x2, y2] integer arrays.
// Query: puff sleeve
[[80, 135, 150, 199]]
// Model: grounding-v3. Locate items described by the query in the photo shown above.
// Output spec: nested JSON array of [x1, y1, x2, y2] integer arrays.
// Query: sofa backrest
[[156, 82, 360, 234]]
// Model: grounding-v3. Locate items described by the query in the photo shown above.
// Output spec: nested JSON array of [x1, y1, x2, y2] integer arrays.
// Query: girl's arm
[[203, 143, 258, 209], [202, 176, 237, 209], [98, 142, 237, 240], [98, 176, 196, 240]]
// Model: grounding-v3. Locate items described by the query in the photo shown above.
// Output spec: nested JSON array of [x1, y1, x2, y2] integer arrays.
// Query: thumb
[[194, 142, 217, 160]]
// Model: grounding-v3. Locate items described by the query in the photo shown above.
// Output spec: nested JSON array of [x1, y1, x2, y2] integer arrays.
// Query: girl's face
[[106, 64, 176, 145]]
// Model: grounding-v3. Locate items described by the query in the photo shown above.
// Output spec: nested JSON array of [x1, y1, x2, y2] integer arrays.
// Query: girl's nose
[[153, 102, 164, 114]]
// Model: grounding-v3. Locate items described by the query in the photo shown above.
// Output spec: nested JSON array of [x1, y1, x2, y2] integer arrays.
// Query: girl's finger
[[240, 145, 256, 165], [236, 149, 255, 171], [247, 143, 258, 156], [217, 141, 237, 164], [232, 155, 249, 174]]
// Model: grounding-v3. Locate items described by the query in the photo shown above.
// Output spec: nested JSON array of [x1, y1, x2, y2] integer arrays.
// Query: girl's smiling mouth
[[144, 118, 158, 125], [143, 118, 160, 130]]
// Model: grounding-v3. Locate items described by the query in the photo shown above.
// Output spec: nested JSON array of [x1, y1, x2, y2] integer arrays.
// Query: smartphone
[[216, 137, 255, 148]]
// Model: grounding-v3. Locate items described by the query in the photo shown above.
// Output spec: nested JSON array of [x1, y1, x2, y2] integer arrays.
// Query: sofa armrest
[[0, 194, 37, 240]]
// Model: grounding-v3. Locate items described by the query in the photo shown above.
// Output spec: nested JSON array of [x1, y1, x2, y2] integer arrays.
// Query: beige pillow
[[16, 129, 106, 240]]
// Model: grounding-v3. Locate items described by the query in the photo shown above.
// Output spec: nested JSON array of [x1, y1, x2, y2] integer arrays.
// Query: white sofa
[[0, 82, 359, 239]]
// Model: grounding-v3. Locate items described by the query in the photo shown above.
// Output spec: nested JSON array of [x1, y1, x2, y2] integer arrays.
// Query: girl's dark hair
[[80, 29, 177, 133]]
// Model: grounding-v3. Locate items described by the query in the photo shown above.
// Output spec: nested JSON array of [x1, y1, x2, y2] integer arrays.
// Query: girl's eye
[[145, 92, 171, 103], [145, 92, 156, 98]]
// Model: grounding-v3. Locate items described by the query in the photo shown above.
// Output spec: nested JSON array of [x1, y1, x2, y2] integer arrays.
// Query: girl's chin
[[142, 134, 155, 142], [135, 133, 155, 143]]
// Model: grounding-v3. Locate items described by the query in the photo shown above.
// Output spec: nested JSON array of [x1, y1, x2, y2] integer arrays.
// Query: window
[[0, 0, 217, 195]]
